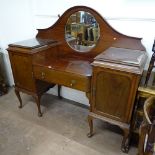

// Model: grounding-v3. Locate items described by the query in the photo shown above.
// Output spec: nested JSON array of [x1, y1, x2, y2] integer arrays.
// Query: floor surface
[[0, 89, 137, 155]]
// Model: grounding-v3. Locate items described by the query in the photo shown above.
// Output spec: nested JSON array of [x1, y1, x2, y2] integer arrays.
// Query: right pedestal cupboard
[[88, 47, 147, 152]]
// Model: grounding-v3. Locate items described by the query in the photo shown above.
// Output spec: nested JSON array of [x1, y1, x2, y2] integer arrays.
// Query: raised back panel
[[36, 6, 145, 61]]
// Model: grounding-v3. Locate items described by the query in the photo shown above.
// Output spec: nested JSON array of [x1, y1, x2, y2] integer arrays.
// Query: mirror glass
[[65, 11, 100, 52]]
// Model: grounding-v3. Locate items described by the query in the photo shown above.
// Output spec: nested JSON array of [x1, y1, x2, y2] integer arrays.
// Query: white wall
[[1, 0, 155, 105], [0, 0, 36, 85]]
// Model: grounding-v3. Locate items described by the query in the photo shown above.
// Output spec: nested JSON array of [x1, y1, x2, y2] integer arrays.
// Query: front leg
[[33, 94, 42, 117], [14, 88, 22, 108], [58, 85, 62, 99], [86, 92, 90, 100], [121, 128, 131, 153], [87, 115, 94, 137]]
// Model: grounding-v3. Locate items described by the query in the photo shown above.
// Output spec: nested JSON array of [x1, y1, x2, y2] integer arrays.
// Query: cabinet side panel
[[10, 53, 35, 91]]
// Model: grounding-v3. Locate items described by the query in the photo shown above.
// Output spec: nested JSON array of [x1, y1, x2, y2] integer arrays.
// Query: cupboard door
[[10, 53, 35, 91], [92, 67, 138, 123]]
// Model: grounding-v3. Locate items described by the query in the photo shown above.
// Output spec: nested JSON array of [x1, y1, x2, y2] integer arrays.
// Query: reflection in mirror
[[65, 11, 100, 52]]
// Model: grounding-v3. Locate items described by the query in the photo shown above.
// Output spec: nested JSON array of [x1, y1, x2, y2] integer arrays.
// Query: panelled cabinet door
[[92, 67, 139, 123], [10, 53, 35, 91]]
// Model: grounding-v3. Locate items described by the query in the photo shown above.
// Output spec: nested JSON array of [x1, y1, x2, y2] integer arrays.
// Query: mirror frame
[[65, 10, 100, 53]]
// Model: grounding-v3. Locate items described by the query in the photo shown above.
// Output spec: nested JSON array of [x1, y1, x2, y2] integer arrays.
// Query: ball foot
[[18, 105, 22, 109], [87, 133, 93, 138], [38, 112, 43, 117]]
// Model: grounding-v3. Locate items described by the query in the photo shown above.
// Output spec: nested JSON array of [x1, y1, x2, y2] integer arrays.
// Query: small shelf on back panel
[[9, 38, 58, 49]]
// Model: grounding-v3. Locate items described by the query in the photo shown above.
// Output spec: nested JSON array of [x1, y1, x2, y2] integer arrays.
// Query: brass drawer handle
[[70, 80, 76, 87], [41, 72, 45, 79]]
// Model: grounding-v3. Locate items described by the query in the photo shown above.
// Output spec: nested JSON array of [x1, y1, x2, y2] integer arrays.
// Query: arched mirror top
[[36, 6, 145, 57], [65, 11, 100, 52]]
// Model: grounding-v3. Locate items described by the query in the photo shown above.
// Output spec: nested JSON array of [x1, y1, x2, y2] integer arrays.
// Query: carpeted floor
[[0, 88, 137, 155]]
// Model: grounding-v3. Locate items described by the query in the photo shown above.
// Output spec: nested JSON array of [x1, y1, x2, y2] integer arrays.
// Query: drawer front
[[33, 66, 91, 92]]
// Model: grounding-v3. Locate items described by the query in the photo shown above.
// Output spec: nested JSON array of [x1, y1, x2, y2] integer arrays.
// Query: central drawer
[[33, 65, 91, 92]]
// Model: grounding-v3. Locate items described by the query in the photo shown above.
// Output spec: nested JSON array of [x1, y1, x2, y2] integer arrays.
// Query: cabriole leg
[[33, 94, 42, 117], [121, 128, 131, 153], [87, 115, 94, 137], [58, 85, 62, 99], [15, 88, 22, 108]]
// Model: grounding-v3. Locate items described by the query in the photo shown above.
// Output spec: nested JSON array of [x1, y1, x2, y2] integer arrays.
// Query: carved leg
[[121, 128, 131, 153], [58, 85, 62, 99], [14, 88, 22, 108], [86, 92, 90, 100], [87, 115, 94, 137], [33, 94, 42, 117]]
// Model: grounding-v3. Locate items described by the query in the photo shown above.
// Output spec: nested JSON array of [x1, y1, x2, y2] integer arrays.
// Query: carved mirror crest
[[65, 11, 100, 52]]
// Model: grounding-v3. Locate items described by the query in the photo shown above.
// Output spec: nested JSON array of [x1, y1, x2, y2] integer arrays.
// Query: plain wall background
[[0, 0, 36, 85], [0, 0, 155, 105]]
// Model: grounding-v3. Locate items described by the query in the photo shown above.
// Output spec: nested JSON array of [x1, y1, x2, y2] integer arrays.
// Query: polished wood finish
[[7, 5, 146, 74], [88, 66, 142, 152], [8, 39, 57, 116], [138, 96, 155, 155], [88, 46, 146, 152], [36, 6, 145, 59], [33, 64, 91, 92], [33, 57, 92, 92], [7, 6, 147, 152], [92, 66, 140, 123], [9, 53, 35, 91]]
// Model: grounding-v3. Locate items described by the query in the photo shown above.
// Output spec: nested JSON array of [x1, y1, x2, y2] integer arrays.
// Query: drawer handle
[[70, 80, 76, 87], [41, 72, 45, 79]]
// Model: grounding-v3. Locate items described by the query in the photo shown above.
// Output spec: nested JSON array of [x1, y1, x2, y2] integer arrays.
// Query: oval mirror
[[65, 11, 100, 52]]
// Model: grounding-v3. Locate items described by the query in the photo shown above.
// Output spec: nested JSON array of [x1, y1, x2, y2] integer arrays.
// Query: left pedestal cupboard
[[8, 39, 59, 116]]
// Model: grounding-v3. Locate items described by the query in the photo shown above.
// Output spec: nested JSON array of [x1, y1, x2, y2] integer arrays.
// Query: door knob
[[70, 80, 76, 87]]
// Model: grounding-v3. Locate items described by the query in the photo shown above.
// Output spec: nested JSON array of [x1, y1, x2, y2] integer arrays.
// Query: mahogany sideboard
[[7, 6, 147, 153]]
